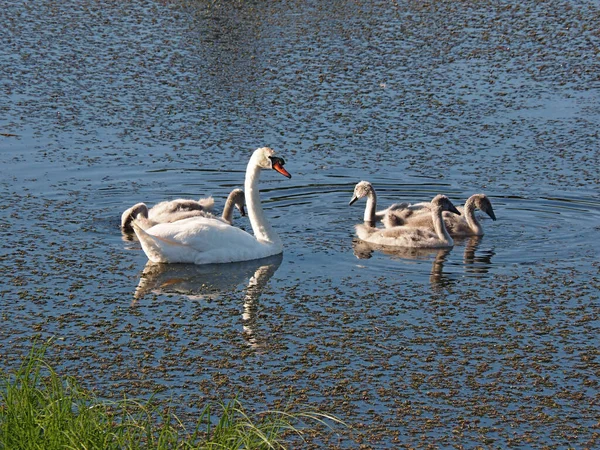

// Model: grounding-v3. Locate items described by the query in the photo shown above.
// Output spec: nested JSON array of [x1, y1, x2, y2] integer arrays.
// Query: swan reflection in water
[[353, 236, 495, 287], [133, 254, 283, 349]]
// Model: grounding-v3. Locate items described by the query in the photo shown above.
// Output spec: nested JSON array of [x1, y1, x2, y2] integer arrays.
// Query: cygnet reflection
[[458, 235, 496, 275], [353, 234, 496, 288], [352, 238, 453, 288]]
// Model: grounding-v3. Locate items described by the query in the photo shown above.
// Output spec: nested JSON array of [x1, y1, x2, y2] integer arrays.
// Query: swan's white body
[[132, 148, 291, 265], [384, 193, 496, 236], [353, 194, 461, 248]]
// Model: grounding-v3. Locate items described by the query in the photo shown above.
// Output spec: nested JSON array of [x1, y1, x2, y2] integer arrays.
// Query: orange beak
[[272, 160, 291, 179]]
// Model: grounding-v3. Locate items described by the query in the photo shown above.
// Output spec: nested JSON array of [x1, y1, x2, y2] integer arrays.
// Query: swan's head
[[251, 147, 292, 178], [348, 181, 374, 206], [121, 202, 149, 232], [472, 194, 496, 221], [229, 188, 246, 217], [431, 195, 461, 215]]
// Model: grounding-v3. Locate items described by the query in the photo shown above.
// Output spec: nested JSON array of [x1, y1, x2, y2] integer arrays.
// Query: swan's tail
[[132, 221, 188, 263]]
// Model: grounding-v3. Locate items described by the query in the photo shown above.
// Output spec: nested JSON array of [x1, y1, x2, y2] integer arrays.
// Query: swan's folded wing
[[132, 220, 198, 263], [133, 217, 274, 264], [132, 222, 188, 247]]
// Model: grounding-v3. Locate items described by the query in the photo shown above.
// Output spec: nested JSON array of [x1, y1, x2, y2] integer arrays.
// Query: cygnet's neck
[[133, 216, 157, 231], [463, 197, 483, 234], [221, 192, 237, 224], [432, 203, 453, 246], [363, 189, 377, 225], [245, 163, 281, 245]]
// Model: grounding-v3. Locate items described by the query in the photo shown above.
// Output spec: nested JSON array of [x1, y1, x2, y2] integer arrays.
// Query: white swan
[[384, 193, 496, 236], [121, 196, 215, 233], [132, 147, 291, 264], [348, 181, 411, 226], [353, 194, 461, 248], [122, 189, 245, 233]]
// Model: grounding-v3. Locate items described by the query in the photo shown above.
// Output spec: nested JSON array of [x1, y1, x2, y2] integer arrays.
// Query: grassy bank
[[0, 343, 342, 449]]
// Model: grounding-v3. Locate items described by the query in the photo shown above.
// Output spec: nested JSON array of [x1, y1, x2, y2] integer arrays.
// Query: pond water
[[1, 0, 599, 448]]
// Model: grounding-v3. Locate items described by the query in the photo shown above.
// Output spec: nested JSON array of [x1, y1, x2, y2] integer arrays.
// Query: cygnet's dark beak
[[448, 201, 461, 215], [349, 195, 359, 206], [239, 205, 247, 217]]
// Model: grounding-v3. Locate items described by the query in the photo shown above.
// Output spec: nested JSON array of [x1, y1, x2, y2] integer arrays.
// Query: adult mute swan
[[121, 196, 215, 233], [348, 181, 411, 226], [384, 193, 496, 236], [352, 194, 461, 248], [132, 147, 291, 264], [122, 189, 246, 232]]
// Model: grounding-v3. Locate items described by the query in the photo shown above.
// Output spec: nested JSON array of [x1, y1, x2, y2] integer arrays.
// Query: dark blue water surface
[[1, 0, 599, 448]]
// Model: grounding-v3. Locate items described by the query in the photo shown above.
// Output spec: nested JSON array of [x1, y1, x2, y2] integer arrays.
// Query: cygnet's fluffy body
[[384, 193, 496, 236], [354, 194, 461, 248], [146, 197, 215, 222], [121, 190, 244, 233]]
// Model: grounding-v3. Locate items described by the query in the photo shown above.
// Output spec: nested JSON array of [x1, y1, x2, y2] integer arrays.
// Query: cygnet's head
[[121, 202, 149, 233], [431, 195, 461, 215], [349, 181, 374, 206], [229, 188, 246, 217], [251, 147, 291, 178], [472, 194, 497, 221]]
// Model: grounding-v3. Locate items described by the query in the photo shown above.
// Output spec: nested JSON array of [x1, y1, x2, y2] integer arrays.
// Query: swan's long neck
[[363, 189, 377, 226], [463, 197, 483, 234], [432, 204, 453, 246], [245, 162, 281, 245]]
